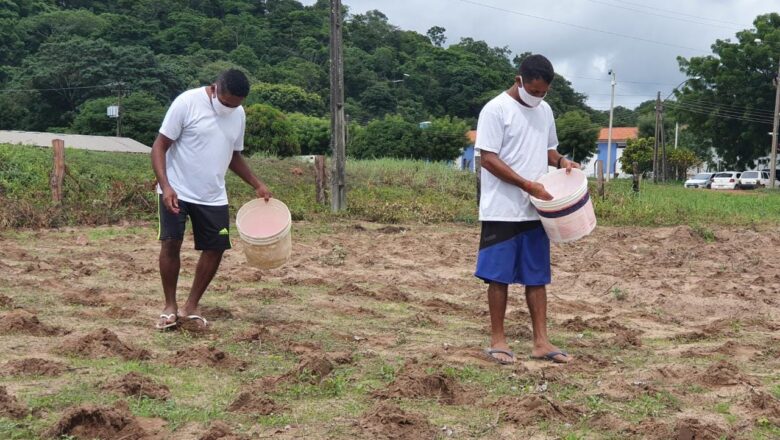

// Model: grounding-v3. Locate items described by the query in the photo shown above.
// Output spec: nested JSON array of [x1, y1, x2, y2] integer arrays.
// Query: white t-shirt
[[476, 92, 558, 222], [157, 87, 245, 206]]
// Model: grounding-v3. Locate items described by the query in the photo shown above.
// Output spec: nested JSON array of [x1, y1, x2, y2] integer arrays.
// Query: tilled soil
[[1, 222, 779, 438]]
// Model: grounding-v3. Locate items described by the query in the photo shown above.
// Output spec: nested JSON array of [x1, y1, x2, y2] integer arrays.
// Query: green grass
[[592, 179, 780, 226], [2, 143, 780, 229]]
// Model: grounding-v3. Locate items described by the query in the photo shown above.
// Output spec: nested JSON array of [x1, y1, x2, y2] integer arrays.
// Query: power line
[[566, 75, 684, 87], [665, 102, 773, 124], [665, 99, 774, 120], [604, 0, 752, 28], [668, 98, 775, 117], [581, 0, 743, 31], [454, 0, 708, 54]]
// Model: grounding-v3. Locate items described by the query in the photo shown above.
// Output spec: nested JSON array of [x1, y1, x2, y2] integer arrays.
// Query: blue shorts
[[474, 221, 551, 286]]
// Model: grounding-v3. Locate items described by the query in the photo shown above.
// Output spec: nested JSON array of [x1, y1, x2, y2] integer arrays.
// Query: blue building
[[584, 127, 639, 177], [453, 130, 477, 171]]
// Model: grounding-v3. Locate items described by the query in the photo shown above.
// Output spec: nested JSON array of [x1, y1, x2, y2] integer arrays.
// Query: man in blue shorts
[[151, 69, 272, 330], [475, 54, 578, 364]]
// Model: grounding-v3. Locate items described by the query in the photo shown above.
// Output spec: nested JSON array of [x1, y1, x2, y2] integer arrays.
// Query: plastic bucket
[[529, 168, 596, 243], [235, 198, 292, 269]]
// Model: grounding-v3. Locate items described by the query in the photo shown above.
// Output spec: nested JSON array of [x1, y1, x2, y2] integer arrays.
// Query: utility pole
[[674, 122, 679, 149], [329, 0, 346, 211], [116, 82, 123, 137], [770, 58, 780, 189], [606, 70, 616, 181], [660, 105, 667, 182], [653, 91, 661, 183]]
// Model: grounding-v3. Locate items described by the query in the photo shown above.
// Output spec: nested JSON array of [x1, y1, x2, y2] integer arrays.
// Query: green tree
[[426, 26, 446, 48], [348, 114, 417, 159], [245, 82, 324, 115], [417, 116, 470, 161], [620, 137, 655, 177], [675, 13, 780, 168], [667, 147, 701, 181], [69, 92, 166, 145], [287, 112, 330, 155], [556, 110, 599, 164], [17, 37, 179, 129], [244, 104, 300, 157]]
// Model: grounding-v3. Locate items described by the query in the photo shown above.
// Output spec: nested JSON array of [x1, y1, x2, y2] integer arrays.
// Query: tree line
[[1, 1, 776, 168]]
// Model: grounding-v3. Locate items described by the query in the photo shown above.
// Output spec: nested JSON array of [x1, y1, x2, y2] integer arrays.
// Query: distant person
[[151, 69, 272, 330], [475, 54, 578, 364]]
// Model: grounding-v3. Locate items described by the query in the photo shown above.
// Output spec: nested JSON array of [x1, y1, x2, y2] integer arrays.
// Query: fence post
[[596, 159, 605, 199], [314, 155, 327, 205], [475, 155, 482, 206], [50, 139, 65, 204], [632, 162, 640, 193]]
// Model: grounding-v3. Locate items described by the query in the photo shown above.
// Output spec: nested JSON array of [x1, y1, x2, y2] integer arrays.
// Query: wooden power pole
[[653, 91, 661, 183], [660, 103, 667, 182], [329, 0, 346, 212], [770, 58, 780, 189]]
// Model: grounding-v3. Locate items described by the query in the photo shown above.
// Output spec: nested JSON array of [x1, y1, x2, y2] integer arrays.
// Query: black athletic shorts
[[157, 195, 231, 251]]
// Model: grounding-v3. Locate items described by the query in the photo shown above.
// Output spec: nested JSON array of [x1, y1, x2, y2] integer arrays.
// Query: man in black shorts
[[151, 69, 271, 329]]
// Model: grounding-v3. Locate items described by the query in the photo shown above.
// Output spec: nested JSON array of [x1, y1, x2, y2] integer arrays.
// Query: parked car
[[738, 170, 770, 189], [684, 173, 715, 189], [711, 172, 742, 190]]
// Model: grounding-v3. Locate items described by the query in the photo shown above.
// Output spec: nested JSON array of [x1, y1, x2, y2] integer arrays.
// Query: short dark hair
[[217, 69, 250, 97], [520, 54, 554, 84]]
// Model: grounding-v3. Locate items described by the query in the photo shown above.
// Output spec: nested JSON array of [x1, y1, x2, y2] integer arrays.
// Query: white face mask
[[211, 85, 237, 116], [518, 77, 546, 108]]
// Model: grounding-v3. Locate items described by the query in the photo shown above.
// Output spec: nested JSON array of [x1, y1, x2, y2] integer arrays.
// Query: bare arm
[[480, 150, 553, 201], [151, 133, 179, 214], [547, 149, 580, 171], [229, 151, 272, 201]]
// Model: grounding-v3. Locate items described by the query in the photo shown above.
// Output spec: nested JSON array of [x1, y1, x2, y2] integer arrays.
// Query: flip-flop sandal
[[155, 313, 178, 330], [530, 351, 570, 364], [180, 314, 209, 328], [483, 348, 516, 365]]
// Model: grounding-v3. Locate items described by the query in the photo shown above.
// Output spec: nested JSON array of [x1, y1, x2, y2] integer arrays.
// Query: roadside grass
[[2, 144, 780, 229]]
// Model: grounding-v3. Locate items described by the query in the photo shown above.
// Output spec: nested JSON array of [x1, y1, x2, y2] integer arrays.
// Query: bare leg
[[526, 285, 571, 363], [487, 282, 514, 363], [180, 249, 224, 317], [158, 239, 183, 327]]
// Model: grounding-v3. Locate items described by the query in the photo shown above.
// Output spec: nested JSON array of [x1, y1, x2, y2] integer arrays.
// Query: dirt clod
[[359, 401, 436, 440], [0, 310, 64, 336], [102, 372, 170, 400], [0, 386, 27, 419], [198, 421, 249, 440], [167, 346, 246, 370], [674, 418, 724, 440], [1, 358, 67, 377], [59, 328, 150, 360], [45, 404, 146, 439], [294, 355, 334, 383], [491, 395, 581, 426], [610, 329, 643, 348], [227, 392, 282, 415], [373, 363, 468, 405], [700, 360, 750, 386]]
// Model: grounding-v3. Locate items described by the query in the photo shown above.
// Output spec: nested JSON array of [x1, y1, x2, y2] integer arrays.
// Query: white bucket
[[235, 198, 292, 269], [529, 168, 596, 243]]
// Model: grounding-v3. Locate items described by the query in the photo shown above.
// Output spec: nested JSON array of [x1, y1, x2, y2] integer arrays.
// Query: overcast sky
[[301, 0, 779, 110]]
